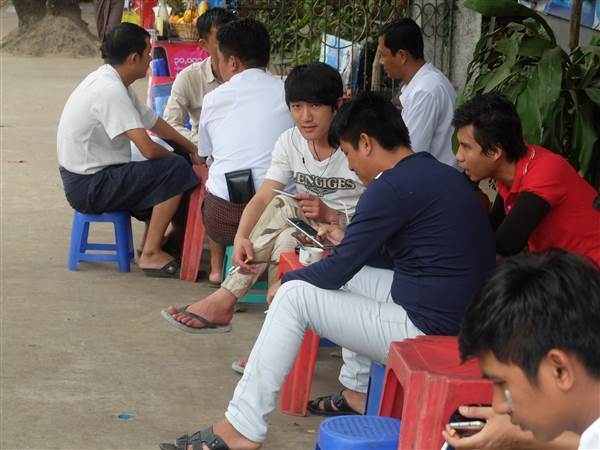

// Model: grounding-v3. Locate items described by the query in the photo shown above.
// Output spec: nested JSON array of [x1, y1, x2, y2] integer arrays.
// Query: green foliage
[[462, 0, 600, 185]]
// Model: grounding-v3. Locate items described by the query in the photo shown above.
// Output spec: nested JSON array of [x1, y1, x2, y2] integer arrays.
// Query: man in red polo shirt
[[453, 92, 599, 266]]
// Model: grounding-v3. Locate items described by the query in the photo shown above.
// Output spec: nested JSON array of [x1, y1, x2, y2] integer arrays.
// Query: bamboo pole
[[569, 0, 583, 50]]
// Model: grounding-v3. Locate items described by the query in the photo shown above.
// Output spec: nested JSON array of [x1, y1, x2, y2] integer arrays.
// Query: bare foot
[[313, 389, 366, 414], [167, 288, 237, 329], [138, 249, 177, 270]]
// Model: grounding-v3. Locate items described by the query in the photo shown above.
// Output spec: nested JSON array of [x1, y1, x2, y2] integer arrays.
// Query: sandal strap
[[189, 427, 231, 450], [178, 305, 217, 329]]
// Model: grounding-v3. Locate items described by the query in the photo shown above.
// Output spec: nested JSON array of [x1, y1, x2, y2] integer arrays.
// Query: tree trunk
[[48, 0, 85, 26], [12, 0, 46, 32]]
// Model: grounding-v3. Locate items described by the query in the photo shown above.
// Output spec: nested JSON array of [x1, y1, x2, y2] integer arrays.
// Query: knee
[[271, 280, 308, 313]]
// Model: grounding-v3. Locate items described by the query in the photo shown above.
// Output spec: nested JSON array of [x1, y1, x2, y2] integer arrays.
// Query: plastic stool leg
[[114, 213, 131, 272], [68, 212, 84, 271], [127, 217, 134, 261], [365, 361, 386, 415], [180, 164, 208, 282], [79, 221, 90, 253], [280, 329, 321, 416]]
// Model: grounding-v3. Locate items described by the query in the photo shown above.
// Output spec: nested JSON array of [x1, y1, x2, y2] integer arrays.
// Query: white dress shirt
[[57, 64, 158, 174], [162, 57, 220, 144], [198, 68, 293, 201], [399, 62, 457, 168], [579, 417, 600, 450]]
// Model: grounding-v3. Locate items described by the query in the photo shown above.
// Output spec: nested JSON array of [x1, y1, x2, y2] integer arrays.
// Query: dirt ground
[[0, 6, 340, 449]]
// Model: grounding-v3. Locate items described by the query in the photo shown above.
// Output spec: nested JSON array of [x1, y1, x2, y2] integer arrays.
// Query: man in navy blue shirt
[[159, 92, 495, 450]]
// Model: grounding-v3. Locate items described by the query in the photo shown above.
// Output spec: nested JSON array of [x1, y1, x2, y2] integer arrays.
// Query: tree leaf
[[464, 0, 555, 44], [483, 34, 522, 93], [571, 95, 598, 177], [519, 36, 555, 58], [584, 88, 600, 105], [515, 47, 564, 144]]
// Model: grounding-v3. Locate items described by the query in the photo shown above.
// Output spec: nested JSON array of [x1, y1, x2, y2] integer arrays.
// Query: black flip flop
[[142, 259, 180, 278]]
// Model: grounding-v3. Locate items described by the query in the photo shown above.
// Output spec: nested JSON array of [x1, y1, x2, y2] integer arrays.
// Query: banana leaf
[[570, 91, 598, 175], [515, 47, 564, 145], [464, 0, 555, 45]]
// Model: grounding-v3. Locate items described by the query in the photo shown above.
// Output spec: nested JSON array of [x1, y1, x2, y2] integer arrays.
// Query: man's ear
[[488, 146, 505, 162], [198, 38, 208, 52], [358, 132, 373, 155], [544, 349, 576, 392]]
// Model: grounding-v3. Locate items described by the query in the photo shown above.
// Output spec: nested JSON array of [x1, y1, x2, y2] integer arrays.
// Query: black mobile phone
[[287, 218, 323, 248]]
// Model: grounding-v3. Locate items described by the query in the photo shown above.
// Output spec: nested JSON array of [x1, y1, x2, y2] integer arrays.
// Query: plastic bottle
[[155, 0, 169, 40]]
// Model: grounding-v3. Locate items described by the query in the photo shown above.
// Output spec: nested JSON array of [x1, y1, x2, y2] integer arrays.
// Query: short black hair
[[284, 62, 343, 109], [216, 18, 270, 68], [459, 250, 600, 383], [379, 18, 424, 59], [100, 23, 149, 65], [195, 7, 237, 40], [453, 93, 527, 163], [328, 91, 411, 151]]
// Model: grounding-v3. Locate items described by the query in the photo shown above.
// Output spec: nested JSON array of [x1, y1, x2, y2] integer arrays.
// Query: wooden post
[[569, 0, 583, 50]]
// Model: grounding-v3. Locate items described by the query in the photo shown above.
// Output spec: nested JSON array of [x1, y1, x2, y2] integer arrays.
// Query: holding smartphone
[[271, 187, 296, 199], [447, 420, 485, 432], [287, 218, 329, 249]]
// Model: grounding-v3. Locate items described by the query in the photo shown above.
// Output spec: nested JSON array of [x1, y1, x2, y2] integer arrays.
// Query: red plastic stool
[[378, 336, 492, 450], [277, 252, 319, 416], [180, 164, 208, 282]]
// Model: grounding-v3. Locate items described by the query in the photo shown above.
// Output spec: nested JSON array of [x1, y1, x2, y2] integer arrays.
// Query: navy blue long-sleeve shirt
[[282, 152, 495, 335]]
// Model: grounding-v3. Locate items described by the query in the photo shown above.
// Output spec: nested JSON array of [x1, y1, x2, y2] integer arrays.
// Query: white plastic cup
[[299, 247, 324, 266]]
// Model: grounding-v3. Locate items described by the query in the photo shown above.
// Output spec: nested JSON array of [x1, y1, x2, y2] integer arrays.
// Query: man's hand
[[295, 193, 337, 223], [189, 153, 204, 165], [232, 237, 257, 274], [317, 224, 345, 246], [442, 406, 530, 450], [267, 279, 281, 304]]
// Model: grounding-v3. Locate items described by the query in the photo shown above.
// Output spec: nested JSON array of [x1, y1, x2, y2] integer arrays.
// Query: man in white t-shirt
[[445, 251, 598, 450], [57, 23, 201, 278], [162, 8, 236, 144], [197, 18, 293, 285], [161, 62, 364, 334], [378, 18, 458, 168]]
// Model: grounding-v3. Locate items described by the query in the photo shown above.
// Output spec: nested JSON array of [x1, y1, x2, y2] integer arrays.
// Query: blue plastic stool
[[365, 361, 386, 415], [68, 211, 134, 272], [315, 416, 401, 450], [222, 245, 268, 303]]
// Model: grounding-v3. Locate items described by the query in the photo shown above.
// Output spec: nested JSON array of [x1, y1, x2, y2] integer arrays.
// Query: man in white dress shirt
[[162, 8, 237, 144], [378, 18, 457, 168], [198, 18, 293, 285]]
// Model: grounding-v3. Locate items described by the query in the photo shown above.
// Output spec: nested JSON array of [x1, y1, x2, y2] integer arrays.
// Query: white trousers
[[224, 266, 424, 443]]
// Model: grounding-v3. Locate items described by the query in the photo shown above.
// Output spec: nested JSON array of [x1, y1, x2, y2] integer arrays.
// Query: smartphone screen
[[287, 218, 323, 248]]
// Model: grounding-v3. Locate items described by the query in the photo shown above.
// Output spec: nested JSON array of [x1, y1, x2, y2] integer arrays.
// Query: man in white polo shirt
[[57, 23, 201, 278], [198, 18, 293, 285], [378, 18, 457, 169]]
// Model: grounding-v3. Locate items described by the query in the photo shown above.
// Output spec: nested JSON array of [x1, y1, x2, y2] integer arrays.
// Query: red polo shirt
[[496, 145, 600, 266]]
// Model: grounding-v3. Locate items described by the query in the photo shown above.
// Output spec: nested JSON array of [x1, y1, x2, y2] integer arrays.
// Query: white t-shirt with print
[[57, 64, 159, 175], [265, 127, 365, 214], [579, 417, 600, 450]]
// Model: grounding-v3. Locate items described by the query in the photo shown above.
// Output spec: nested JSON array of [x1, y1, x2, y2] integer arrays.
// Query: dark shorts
[[60, 155, 199, 221]]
